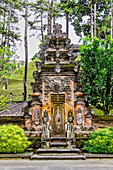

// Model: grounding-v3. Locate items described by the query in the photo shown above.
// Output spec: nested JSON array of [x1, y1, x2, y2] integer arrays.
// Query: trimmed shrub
[[84, 127, 113, 153], [0, 124, 31, 153]]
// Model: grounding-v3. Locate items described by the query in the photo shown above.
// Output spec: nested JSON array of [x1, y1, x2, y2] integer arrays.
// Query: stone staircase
[[31, 137, 86, 160], [50, 137, 67, 147]]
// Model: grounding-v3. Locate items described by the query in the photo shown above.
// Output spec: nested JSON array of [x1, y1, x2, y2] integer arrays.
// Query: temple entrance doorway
[[51, 94, 65, 137]]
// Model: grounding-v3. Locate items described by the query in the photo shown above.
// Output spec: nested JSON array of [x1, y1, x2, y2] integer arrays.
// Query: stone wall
[[92, 115, 113, 129]]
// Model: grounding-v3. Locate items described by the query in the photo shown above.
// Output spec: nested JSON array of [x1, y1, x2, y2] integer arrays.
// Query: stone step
[[31, 154, 86, 160], [50, 142, 67, 147], [51, 137, 66, 143], [37, 148, 80, 153]]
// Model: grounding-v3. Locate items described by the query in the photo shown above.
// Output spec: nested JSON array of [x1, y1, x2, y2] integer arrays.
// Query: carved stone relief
[[35, 23, 76, 66], [33, 71, 42, 83], [42, 110, 49, 139], [67, 110, 74, 138], [43, 77, 72, 101], [34, 108, 40, 125], [67, 110, 74, 123], [32, 70, 42, 92], [77, 108, 82, 125]]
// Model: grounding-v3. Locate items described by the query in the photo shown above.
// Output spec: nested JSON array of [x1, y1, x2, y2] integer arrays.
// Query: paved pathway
[[0, 159, 113, 169]]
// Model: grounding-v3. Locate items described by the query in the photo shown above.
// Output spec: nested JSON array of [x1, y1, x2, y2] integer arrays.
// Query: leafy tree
[[29, 0, 61, 40], [0, 0, 21, 48], [79, 36, 113, 115], [0, 46, 19, 86], [0, 46, 20, 110], [29, 0, 47, 42], [61, 0, 111, 38]]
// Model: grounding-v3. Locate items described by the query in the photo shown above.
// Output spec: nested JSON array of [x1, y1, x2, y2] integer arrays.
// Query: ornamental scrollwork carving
[[33, 71, 42, 83], [67, 110, 74, 123], [34, 108, 40, 125], [77, 108, 82, 125], [53, 23, 62, 36], [43, 77, 72, 101]]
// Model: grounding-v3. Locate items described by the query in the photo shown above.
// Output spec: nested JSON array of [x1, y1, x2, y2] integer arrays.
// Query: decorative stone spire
[[35, 23, 78, 73]]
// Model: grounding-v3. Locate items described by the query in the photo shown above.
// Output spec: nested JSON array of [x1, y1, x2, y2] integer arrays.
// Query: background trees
[[0, 0, 22, 49], [0, 0, 112, 109], [61, 0, 111, 39], [23, 0, 29, 101], [79, 36, 113, 115], [0, 46, 19, 86]]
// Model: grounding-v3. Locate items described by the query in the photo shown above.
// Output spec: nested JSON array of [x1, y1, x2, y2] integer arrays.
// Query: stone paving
[[0, 159, 113, 169]]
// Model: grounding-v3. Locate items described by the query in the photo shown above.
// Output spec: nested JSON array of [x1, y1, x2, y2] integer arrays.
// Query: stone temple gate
[[24, 24, 93, 146]]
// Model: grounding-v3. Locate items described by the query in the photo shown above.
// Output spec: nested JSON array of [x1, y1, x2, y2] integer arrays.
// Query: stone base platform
[[31, 148, 85, 160], [31, 154, 86, 160]]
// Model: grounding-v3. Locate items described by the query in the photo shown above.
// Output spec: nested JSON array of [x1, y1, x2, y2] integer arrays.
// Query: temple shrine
[[24, 24, 93, 147]]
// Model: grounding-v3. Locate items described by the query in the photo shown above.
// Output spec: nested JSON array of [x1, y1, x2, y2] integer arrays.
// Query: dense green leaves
[[0, 124, 31, 153], [79, 36, 113, 115], [0, 0, 22, 48], [61, 0, 111, 38], [84, 127, 113, 153], [0, 46, 19, 86], [0, 95, 9, 111]]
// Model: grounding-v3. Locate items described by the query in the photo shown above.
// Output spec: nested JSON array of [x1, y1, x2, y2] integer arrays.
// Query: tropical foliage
[[0, 95, 9, 111], [61, 0, 111, 38], [0, 124, 31, 153], [84, 127, 113, 153], [0, 46, 19, 86], [79, 36, 113, 115]]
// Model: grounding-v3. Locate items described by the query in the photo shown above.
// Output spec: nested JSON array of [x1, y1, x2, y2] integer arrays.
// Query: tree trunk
[[50, 0, 53, 33], [94, 2, 96, 37], [7, 3, 12, 48], [24, 0, 28, 101], [53, 16, 55, 25], [66, 12, 69, 38], [1, 3, 6, 47], [41, 12, 44, 42], [91, 0, 93, 38], [111, 1, 113, 39], [47, 0, 51, 35]]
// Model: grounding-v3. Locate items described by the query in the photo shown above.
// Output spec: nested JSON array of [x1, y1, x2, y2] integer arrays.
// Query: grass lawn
[[0, 59, 37, 101]]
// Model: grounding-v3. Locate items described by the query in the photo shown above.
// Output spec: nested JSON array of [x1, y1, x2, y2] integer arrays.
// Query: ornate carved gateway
[[24, 24, 92, 143]]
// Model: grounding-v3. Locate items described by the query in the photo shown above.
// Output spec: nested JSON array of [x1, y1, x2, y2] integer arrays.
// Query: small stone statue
[[67, 110, 74, 138]]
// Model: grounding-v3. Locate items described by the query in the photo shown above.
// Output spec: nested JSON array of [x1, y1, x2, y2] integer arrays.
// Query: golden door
[[51, 103, 65, 136]]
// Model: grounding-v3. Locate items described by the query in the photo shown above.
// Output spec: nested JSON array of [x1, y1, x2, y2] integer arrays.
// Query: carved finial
[[53, 23, 62, 36]]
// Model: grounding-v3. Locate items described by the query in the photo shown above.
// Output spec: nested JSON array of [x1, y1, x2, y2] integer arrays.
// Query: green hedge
[[0, 124, 31, 153], [84, 127, 113, 153]]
